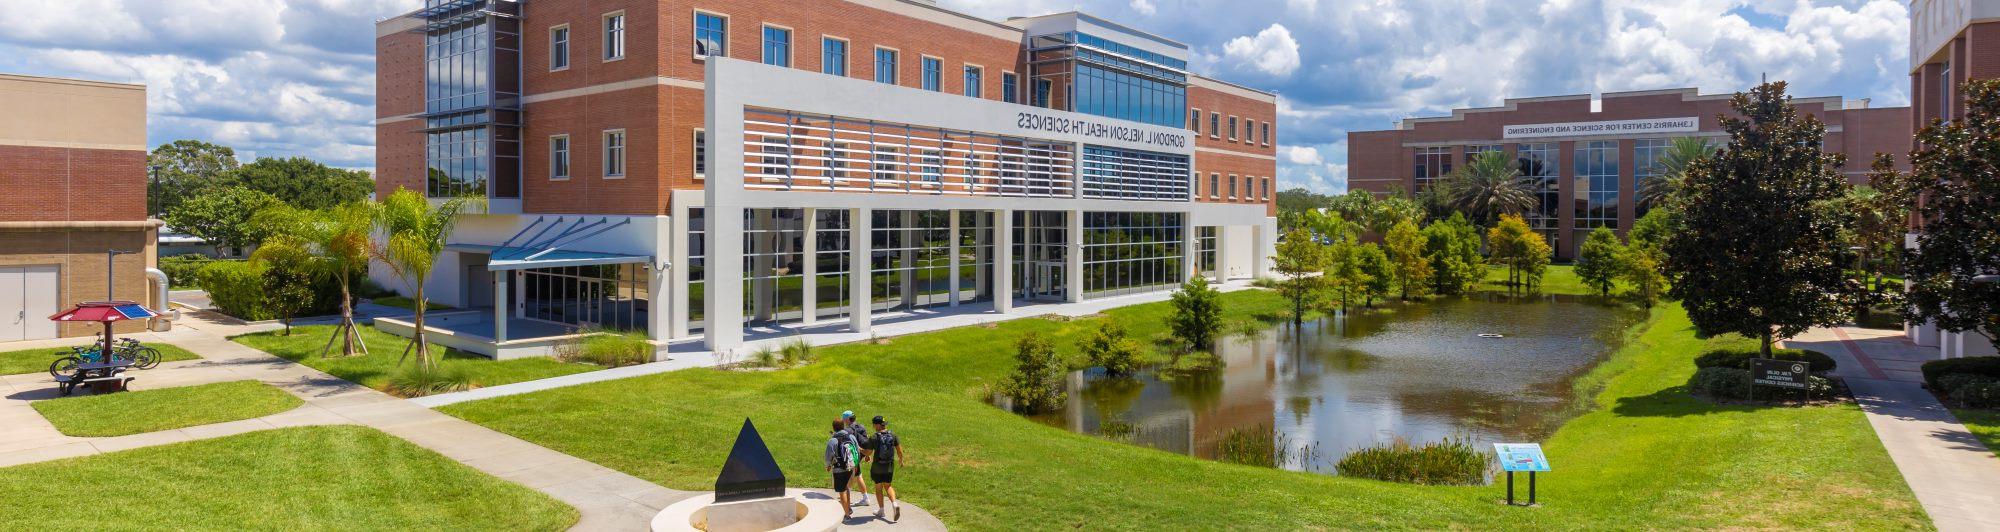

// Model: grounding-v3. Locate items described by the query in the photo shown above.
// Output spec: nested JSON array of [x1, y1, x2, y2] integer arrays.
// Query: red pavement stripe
[[1830, 328, 1890, 380]]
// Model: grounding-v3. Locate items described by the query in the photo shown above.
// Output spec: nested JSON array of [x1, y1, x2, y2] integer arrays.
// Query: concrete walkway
[[1787, 326, 2000, 532]]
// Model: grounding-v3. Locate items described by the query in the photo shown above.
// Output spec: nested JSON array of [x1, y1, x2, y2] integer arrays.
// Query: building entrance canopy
[[449, 215, 653, 271]]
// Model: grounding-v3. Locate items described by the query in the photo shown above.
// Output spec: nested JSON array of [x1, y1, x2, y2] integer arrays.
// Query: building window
[[603, 12, 625, 61], [550, 135, 570, 180], [1209, 112, 1220, 138], [1573, 140, 1619, 229], [694, 11, 726, 57], [1228, 117, 1239, 141], [1080, 146, 1190, 201], [1228, 175, 1239, 199], [761, 26, 789, 67], [1189, 109, 1200, 133], [1068, 60, 1189, 127], [921, 57, 942, 91], [1413, 146, 1452, 189], [821, 37, 846, 76], [1261, 122, 1270, 145], [1082, 212, 1186, 299], [963, 65, 982, 98], [1516, 142, 1560, 243], [693, 128, 707, 179], [1032, 78, 1052, 107], [1261, 177, 1270, 200], [1466, 144, 1503, 162], [550, 25, 569, 70], [874, 48, 897, 84], [1002, 72, 1018, 103], [603, 130, 626, 178], [1208, 173, 1219, 199], [1633, 138, 1670, 220]]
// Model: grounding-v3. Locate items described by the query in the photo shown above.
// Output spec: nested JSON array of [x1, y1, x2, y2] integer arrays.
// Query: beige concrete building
[[0, 73, 163, 340]]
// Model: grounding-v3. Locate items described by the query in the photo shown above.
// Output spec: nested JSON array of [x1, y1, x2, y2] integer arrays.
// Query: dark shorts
[[832, 470, 852, 492], [869, 465, 894, 485]]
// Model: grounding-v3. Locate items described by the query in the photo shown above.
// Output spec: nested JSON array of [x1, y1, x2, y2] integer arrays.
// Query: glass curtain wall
[[1082, 212, 1184, 299], [687, 207, 706, 330], [1024, 32, 1188, 128], [1515, 142, 1560, 246], [812, 210, 852, 321], [1197, 226, 1217, 277], [871, 210, 955, 312], [1012, 211, 1070, 300], [521, 264, 649, 332], [958, 211, 995, 303], [1413, 147, 1452, 189], [743, 209, 807, 323], [1573, 140, 1620, 235], [1080, 145, 1190, 201], [1633, 138, 1668, 220], [421, 0, 521, 199]]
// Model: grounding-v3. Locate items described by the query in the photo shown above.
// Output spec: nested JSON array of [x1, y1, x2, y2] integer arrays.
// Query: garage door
[[0, 265, 60, 341]]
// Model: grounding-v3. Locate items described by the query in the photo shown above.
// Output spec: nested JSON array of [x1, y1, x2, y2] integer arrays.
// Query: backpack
[[873, 430, 899, 464], [832, 432, 858, 471]]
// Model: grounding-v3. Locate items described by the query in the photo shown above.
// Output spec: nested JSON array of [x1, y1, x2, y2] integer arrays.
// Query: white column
[[704, 205, 745, 352], [994, 209, 1013, 314], [514, 270, 527, 319], [669, 208, 691, 339], [493, 272, 509, 342], [849, 208, 872, 334], [1253, 217, 1276, 279], [1181, 217, 1199, 283], [1066, 210, 1084, 303], [948, 209, 962, 306], [802, 208, 818, 325], [1213, 225, 1234, 282]]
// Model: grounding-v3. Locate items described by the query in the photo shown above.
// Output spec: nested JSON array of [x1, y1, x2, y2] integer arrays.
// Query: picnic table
[[53, 360, 136, 396]]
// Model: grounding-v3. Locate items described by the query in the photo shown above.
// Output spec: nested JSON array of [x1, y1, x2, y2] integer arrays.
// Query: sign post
[[1493, 443, 1550, 506], [1751, 358, 1811, 403]]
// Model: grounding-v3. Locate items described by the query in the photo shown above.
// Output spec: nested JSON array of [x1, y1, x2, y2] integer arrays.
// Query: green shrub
[[1001, 333, 1067, 414], [1693, 348, 1837, 374], [385, 364, 472, 397], [1335, 436, 1490, 485], [750, 346, 779, 368], [1216, 426, 1279, 467], [1938, 373, 2000, 396], [1169, 276, 1224, 350], [1959, 381, 2000, 408], [1922, 357, 2000, 390], [778, 338, 815, 369], [196, 260, 276, 321], [158, 254, 215, 287], [569, 332, 652, 367], [1688, 367, 1753, 400], [1082, 321, 1145, 376]]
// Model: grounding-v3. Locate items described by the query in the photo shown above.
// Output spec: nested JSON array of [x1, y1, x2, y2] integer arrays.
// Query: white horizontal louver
[[742, 109, 1073, 197]]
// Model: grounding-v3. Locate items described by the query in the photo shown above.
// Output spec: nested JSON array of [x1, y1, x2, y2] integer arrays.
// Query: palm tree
[[1436, 150, 1537, 226], [1637, 136, 1713, 210], [375, 189, 483, 369], [254, 202, 379, 357]]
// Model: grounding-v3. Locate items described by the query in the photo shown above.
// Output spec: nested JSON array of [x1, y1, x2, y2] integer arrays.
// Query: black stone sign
[[1752, 358, 1811, 390], [713, 418, 787, 503]]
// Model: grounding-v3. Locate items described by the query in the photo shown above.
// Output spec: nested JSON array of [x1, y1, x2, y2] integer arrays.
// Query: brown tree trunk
[[1760, 329, 1774, 357], [412, 284, 430, 369]]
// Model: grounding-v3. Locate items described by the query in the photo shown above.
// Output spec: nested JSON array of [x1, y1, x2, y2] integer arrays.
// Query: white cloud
[[1283, 146, 1325, 166], [1221, 24, 1302, 77], [1130, 0, 1157, 16]]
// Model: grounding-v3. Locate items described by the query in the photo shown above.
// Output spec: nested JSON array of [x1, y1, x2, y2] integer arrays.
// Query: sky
[[0, 0, 1912, 194]]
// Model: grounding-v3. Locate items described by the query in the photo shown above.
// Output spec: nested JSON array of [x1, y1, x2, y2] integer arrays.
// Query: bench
[[53, 372, 136, 397]]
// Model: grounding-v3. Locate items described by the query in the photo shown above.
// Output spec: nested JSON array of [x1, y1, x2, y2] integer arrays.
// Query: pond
[[1026, 293, 1645, 475]]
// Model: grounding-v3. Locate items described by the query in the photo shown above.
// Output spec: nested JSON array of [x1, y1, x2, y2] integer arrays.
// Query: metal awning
[[446, 216, 654, 271]]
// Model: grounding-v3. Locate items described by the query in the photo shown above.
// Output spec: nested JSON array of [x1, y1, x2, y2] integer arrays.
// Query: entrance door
[[1025, 261, 1065, 301], [0, 265, 60, 341]]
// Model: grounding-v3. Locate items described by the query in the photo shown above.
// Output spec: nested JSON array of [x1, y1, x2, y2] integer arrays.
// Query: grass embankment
[[369, 296, 452, 311], [1955, 409, 2000, 458], [0, 426, 578, 530], [1480, 263, 1629, 297], [232, 325, 596, 393], [32, 380, 303, 437], [446, 290, 1925, 529], [0, 343, 201, 376]]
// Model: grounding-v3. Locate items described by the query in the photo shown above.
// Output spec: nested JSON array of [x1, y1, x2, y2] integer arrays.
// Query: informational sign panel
[[1493, 443, 1551, 472], [1752, 358, 1811, 390], [1502, 117, 1699, 139]]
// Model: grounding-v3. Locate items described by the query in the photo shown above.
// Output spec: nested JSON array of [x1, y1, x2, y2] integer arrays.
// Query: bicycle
[[47, 339, 159, 379]]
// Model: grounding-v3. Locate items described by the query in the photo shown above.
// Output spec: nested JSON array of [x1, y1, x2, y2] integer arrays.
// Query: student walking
[[824, 419, 860, 520], [841, 411, 870, 506], [866, 415, 905, 521]]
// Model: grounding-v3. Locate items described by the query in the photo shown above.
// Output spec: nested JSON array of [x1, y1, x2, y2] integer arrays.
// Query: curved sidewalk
[[1787, 326, 2000, 532]]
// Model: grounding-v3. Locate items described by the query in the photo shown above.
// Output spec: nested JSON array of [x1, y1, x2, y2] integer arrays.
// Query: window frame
[[873, 46, 899, 85], [820, 36, 849, 77], [602, 129, 627, 179], [920, 55, 943, 92], [1261, 121, 1270, 146], [1189, 108, 1201, 133], [549, 24, 571, 72], [549, 134, 571, 181], [692, 128, 707, 180], [1001, 71, 1018, 104], [1209, 112, 1220, 139], [693, 9, 729, 60], [602, 10, 627, 62], [1261, 177, 1270, 200], [1228, 174, 1239, 200], [1209, 173, 1220, 199], [962, 64, 983, 98], [760, 24, 792, 67], [1228, 116, 1239, 141]]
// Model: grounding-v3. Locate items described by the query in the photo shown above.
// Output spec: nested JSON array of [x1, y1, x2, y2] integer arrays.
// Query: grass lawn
[[0, 426, 577, 530], [1481, 263, 1632, 297], [444, 290, 1926, 529], [32, 380, 303, 437], [1955, 409, 2000, 458], [369, 296, 452, 311], [0, 343, 202, 376], [232, 325, 597, 394]]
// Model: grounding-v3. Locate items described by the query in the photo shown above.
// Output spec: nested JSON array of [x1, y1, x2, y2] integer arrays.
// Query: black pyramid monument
[[713, 418, 787, 503]]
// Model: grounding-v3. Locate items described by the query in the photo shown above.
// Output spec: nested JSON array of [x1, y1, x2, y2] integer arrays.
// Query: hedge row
[[1694, 348, 1837, 374], [193, 261, 357, 321], [1922, 357, 2000, 409]]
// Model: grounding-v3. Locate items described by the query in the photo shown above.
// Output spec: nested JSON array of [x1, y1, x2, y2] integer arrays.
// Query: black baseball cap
[[871, 415, 886, 425]]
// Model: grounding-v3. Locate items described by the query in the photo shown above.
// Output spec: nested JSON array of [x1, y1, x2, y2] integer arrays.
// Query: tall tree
[[1355, 243, 1393, 307], [375, 189, 483, 369], [1276, 187, 1337, 231], [1438, 150, 1538, 227], [231, 157, 375, 211], [1373, 195, 1427, 233], [1485, 214, 1540, 289], [148, 140, 240, 216], [161, 186, 283, 253], [1575, 227, 1626, 297], [254, 202, 380, 356], [1270, 228, 1329, 325], [1423, 213, 1484, 295], [1844, 156, 1914, 300], [1664, 81, 1858, 356], [1898, 79, 2000, 344], [1384, 220, 1432, 300], [1323, 237, 1370, 314], [1635, 136, 1715, 210]]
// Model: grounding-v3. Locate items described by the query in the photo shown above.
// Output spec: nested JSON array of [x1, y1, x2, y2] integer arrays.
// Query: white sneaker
[[875, 507, 884, 518], [893, 503, 901, 521]]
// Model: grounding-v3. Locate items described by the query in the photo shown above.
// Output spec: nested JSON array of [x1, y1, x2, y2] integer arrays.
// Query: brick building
[[373, 0, 1278, 356], [0, 74, 163, 340], [1904, 0, 2000, 357], [1346, 88, 1910, 259]]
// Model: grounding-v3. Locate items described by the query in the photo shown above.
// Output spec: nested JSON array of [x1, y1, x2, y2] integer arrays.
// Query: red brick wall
[[1345, 129, 1405, 195], [0, 145, 145, 222], [376, 23, 426, 198], [520, 85, 667, 215], [1189, 82, 1277, 216]]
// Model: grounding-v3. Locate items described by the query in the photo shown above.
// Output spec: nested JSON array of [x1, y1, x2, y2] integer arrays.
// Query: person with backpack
[[840, 411, 870, 506], [866, 415, 905, 521], [824, 419, 860, 520]]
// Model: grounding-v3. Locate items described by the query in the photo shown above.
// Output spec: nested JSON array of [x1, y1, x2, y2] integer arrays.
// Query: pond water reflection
[[1028, 293, 1644, 474]]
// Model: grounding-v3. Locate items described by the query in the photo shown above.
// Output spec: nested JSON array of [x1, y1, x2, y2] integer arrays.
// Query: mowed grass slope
[[33, 380, 303, 437], [0, 426, 578, 530], [233, 325, 597, 393], [1956, 409, 2000, 458], [446, 290, 1926, 530]]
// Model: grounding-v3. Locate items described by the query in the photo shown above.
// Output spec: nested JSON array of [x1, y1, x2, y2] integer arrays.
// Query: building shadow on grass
[[1610, 385, 1759, 418]]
